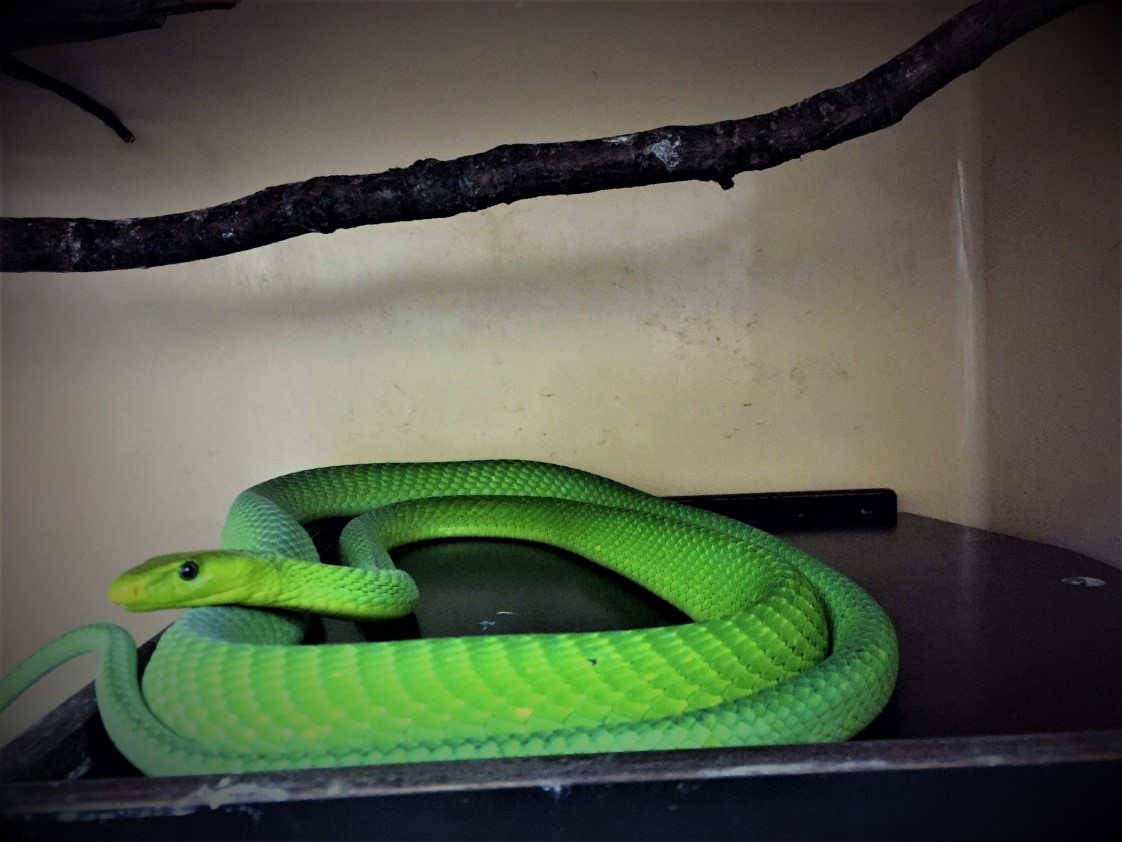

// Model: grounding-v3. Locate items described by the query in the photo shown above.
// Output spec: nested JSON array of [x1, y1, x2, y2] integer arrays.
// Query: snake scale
[[1, 460, 897, 776]]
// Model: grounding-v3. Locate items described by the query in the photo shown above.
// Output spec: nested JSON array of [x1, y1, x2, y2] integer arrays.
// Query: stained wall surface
[[2, 2, 1118, 740]]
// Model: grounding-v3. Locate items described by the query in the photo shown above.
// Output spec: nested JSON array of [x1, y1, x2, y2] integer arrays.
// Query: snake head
[[108, 550, 268, 611]]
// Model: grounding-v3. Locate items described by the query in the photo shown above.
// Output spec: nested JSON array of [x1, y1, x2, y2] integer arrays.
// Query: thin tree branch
[[0, 0, 1093, 273], [2, 53, 136, 142], [1, 1, 240, 52]]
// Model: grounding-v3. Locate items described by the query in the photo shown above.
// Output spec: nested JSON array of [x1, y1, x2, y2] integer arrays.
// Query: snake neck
[[249, 558, 419, 621]]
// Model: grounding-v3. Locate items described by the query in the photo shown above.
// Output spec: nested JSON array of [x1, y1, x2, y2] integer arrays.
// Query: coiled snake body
[[1, 460, 897, 776]]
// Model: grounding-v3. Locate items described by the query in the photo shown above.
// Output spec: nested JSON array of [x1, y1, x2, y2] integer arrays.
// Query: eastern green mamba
[[1, 460, 897, 776]]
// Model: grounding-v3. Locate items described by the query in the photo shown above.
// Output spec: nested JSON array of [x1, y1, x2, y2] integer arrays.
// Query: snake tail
[[0, 624, 194, 774]]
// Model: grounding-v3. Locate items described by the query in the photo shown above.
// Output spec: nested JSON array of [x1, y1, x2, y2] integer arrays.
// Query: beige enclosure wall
[[1, 2, 1118, 739]]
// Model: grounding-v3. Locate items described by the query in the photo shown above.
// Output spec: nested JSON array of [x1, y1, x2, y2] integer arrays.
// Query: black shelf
[[2, 490, 1120, 839]]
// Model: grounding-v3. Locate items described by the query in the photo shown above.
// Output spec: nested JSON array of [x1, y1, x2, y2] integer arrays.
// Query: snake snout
[[108, 578, 145, 608]]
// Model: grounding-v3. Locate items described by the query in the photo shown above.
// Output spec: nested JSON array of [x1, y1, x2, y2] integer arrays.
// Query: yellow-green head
[[108, 550, 271, 612]]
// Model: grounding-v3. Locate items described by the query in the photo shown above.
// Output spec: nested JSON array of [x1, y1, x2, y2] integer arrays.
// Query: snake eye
[[178, 560, 199, 581]]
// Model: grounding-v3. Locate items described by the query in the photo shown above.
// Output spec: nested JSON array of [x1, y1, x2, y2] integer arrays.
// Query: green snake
[[1, 460, 897, 777]]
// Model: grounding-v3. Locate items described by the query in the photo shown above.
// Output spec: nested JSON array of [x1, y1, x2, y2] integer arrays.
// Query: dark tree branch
[[2, 54, 136, 142], [1, 1, 239, 143], [1, 1, 239, 52], [0, 0, 1093, 273]]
